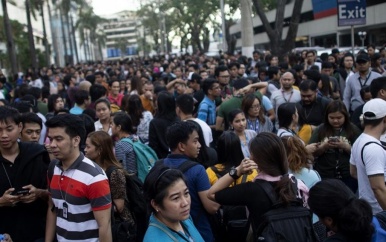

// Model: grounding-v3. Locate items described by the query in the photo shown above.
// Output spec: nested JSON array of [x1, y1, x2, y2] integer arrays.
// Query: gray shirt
[[343, 71, 381, 112]]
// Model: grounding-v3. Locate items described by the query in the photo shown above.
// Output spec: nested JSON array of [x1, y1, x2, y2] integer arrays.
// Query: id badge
[[63, 202, 68, 219]]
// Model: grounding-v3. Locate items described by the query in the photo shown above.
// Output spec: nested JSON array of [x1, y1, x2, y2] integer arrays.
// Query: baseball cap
[[363, 98, 386, 120], [356, 54, 370, 63], [331, 48, 340, 54]]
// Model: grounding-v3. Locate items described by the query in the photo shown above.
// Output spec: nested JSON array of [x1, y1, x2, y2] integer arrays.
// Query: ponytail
[[275, 175, 297, 205]]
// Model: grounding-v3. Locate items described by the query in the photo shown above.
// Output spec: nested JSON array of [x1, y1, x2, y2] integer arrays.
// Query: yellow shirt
[[206, 164, 258, 187]]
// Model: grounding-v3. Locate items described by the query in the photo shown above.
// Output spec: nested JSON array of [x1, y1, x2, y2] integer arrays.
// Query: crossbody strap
[[361, 141, 385, 166], [149, 223, 179, 242]]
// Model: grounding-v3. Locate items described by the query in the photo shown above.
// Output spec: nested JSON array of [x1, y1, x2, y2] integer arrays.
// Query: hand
[[1, 233, 12, 242], [237, 158, 258, 175], [144, 91, 153, 100], [306, 143, 319, 153], [19, 185, 37, 203], [0, 188, 20, 207]]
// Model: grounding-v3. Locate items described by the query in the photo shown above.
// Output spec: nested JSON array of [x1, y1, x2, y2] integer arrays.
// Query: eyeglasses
[[249, 105, 261, 109], [219, 75, 230, 78]]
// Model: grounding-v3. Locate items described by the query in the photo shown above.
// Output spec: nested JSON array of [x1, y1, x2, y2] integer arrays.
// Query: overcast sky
[[92, 0, 140, 16]]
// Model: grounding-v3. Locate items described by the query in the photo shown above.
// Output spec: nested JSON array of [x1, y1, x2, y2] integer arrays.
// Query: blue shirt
[[69, 105, 83, 115], [163, 154, 214, 242], [115, 136, 138, 174], [144, 214, 204, 242], [197, 96, 216, 125]]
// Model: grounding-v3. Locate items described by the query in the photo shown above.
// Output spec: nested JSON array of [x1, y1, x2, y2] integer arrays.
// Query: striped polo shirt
[[49, 154, 111, 242]]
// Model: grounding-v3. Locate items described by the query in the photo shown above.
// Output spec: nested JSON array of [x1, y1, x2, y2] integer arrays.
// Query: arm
[[197, 103, 209, 123], [369, 175, 386, 210], [239, 82, 268, 95], [343, 78, 351, 111], [165, 78, 185, 91], [350, 164, 357, 179], [208, 159, 257, 202], [93, 208, 112, 242], [198, 190, 220, 214], [45, 197, 57, 242], [215, 116, 224, 131], [266, 109, 275, 122]]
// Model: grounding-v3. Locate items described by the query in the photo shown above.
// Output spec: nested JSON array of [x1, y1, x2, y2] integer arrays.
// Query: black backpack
[[106, 166, 148, 242], [255, 178, 318, 242], [209, 166, 250, 242]]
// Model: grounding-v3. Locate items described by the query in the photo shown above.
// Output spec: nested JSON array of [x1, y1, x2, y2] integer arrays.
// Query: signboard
[[337, 0, 366, 26], [312, 0, 337, 20]]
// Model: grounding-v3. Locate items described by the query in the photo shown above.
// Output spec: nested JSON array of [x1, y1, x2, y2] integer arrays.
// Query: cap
[[331, 48, 340, 54], [233, 78, 249, 90], [363, 98, 386, 120], [303, 70, 321, 83], [356, 54, 370, 63]]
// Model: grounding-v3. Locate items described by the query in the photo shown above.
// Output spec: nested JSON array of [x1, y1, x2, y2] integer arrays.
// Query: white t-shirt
[[185, 118, 213, 147], [350, 133, 386, 214]]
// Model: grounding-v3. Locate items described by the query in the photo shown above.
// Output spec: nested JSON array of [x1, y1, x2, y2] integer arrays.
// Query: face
[[47, 127, 80, 163], [229, 66, 238, 78], [110, 120, 120, 137], [281, 73, 295, 90], [96, 102, 111, 121], [253, 53, 260, 61], [367, 47, 375, 56], [328, 111, 345, 129], [155, 179, 190, 223], [362, 92, 372, 103], [356, 61, 370, 73], [84, 138, 99, 162], [209, 83, 221, 97], [95, 74, 103, 84], [292, 109, 299, 124], [218, 70, 230, 86], [231, 112, 246, 133], [259, 72, 267, 81], [200, 71, 208, 80], [238, 64, 246, 75], [343, 56, 354, 69], [321, 68, 333, 76], [181, 130, 201, 158], [20, 122, 41, 143], [173, 68, 182, 78], [328, 56, 336, 63], [174, 83, 186, 95], [54, 97, 64, 111], [126, 79, 131, 92], [248, 99, 261, 118], [0, 120, 22, 150], [143, 83, 154, 94], [120, 80, 125, 90], [306, 53, 315, 64], [270, 56, 278, 66], [301, 89, 317, 105], [110, 81, 120, 95]]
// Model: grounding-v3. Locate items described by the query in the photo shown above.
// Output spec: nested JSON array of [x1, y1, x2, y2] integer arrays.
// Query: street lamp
[[358, 31, 367, 47]]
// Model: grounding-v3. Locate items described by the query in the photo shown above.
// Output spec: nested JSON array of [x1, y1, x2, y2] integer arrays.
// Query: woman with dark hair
[[111, 112, 137, 174], [308, 179, 375, 242], [46, 94, 64, 120], [318, 74, 334, 99], [276, 102, 299, 137], [228, 109, 257, 158], [94, 98, 112, 135], [335, 54, 354, 97], [125, 94, 153, 144], [371, 53, 385, 75], [309, 100, 360, 192], [149, 91, 178, 158], [108, 79, 124, 107], [143, 164, 204, 242], [186, 120, 217, 168], [208, 132, 310, 240], [206, 131, 256, 186], [241, 94, 273, 134], [84, 131, 135, 228], [129, 76, 143, 96]]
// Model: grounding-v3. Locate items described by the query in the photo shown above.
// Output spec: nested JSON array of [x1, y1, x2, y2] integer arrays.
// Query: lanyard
[[281, 89, 293, 103], [358, 72, 371, 87], [247, 119, 259, 133]]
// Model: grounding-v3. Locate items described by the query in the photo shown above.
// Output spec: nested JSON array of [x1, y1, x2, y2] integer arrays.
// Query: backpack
[[373, 211, 386, 241], [209, 166, 250, 242], [121, 137, 158, 182], [255, 178, 318, 242], [106, 166, 148, 242], [360, 141, 386, 166]]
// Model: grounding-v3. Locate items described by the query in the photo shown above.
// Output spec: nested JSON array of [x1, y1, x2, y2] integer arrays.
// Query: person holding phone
[[0, 106, 50, 242], [309, 100, 361, 193]]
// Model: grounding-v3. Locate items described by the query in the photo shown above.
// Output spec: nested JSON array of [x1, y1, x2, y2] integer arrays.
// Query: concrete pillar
[[240, 0, 254, 58]]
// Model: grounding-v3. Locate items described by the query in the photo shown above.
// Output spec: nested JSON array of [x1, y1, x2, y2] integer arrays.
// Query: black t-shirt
[[297, 96, 331, 126], [215, 180, 276, 233]]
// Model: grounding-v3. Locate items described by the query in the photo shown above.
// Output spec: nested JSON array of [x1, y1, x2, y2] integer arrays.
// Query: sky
[[92, 0, 140, 16]]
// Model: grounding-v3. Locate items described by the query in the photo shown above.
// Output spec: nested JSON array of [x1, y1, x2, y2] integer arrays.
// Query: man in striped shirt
[[45, 114, 112, 242]]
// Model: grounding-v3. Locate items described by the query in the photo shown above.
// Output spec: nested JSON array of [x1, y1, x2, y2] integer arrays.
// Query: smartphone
[[329, 137, 339, 142], [11, 189, 30, 196]]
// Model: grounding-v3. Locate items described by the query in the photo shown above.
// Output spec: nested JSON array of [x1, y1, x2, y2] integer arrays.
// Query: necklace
[[58, 169, 76, 219], [1, 163, 13, 188], [304, 103, 315, 122]]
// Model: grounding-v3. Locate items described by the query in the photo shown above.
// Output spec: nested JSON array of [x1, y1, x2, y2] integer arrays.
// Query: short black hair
[[176, 94, 194, 115], [214, 65, 228, 78], [94, 71, 105, 78], [0, 106, 21, 125], [166, 121, 198, 151], [74, 89, 89, 105], [62, 74, 74, 86], [360, 85, 371, 101], [90, 84, 107, 102], [112, 111, 134, 134], [46, 114, 86, 143], [267, 66, 279, 79], [20, 112, 42, 129], [277, 103, 297, 128], [322, 61, 333, 69], [299, 79, 318, 92], [228, 62, 240, 70], [370, 76, 386, 98], [202, 78, 218, 95]]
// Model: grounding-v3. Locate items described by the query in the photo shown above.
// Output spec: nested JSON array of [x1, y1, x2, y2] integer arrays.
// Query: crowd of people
[[1, 44, 386, 242]]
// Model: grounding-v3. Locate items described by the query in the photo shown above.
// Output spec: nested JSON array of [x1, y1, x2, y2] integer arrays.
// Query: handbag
[[111, 202, 137, 242]]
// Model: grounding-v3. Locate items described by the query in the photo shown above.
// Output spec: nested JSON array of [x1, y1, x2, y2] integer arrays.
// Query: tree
[[25, 0, 38, 71], [252, 0, 304, 58], [1, 0, 18, 76]]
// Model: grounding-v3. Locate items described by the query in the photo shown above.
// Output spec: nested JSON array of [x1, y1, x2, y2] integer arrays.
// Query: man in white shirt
[[350, 98, 386, 214]]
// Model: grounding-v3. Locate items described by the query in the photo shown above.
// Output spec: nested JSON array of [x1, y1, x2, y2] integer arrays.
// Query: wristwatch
[[229, 166, 240, 180]]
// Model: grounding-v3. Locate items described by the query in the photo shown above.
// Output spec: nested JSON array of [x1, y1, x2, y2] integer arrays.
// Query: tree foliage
[[252, 0, 303, 58]]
